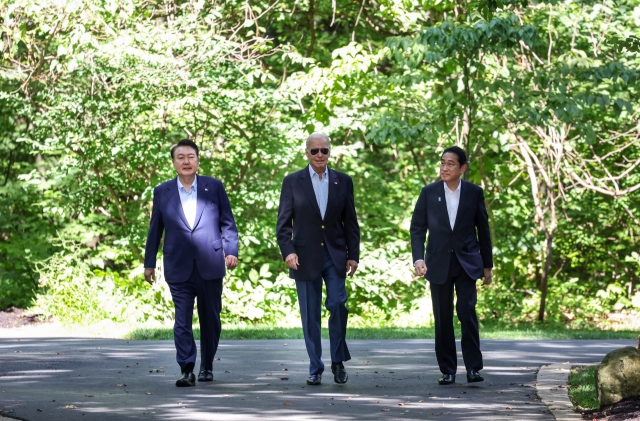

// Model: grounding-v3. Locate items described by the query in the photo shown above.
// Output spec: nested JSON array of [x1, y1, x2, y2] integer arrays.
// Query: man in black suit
[[410, 146, 493, 385], [276, 133, 360, 386]]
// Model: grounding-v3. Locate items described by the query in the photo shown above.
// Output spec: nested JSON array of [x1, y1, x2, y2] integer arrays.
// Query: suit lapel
[[166, 178, 190, 229], [325, 168, 338, 220], [192, 175, 206, 231], [300, 165, 322, 219]]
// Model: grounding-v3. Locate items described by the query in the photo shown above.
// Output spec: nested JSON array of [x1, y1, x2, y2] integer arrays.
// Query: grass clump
[[568, 365, 599, 411]]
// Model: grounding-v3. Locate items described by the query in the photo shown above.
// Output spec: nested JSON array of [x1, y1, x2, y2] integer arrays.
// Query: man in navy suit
[[144, 139, 239, 387], [276, 133, 360, 386], [410, 146, 493, 385]]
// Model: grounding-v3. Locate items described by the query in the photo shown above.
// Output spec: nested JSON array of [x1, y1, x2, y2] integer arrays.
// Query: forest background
[[1, 0, 639, 329]]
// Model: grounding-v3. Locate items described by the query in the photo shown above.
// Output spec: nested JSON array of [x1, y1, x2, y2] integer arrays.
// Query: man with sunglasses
[[276, 133, 360, 386], [410, 146, 493, 386]]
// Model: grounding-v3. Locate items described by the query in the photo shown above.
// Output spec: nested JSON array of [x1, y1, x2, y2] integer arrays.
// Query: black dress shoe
[[306, 373, 322, 385], [176, 371, 196, 387], [331, 363, 348, 384], [467, 369, 484, 383], [438, 373, 456, 385], [198, 368, 213, 382]]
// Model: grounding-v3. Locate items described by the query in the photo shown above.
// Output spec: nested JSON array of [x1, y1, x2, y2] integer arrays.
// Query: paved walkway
[[0, 337, 631, 420]]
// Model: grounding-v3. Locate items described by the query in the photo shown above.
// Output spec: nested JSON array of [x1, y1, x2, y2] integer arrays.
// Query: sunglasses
[[308, 148, 330, 155]]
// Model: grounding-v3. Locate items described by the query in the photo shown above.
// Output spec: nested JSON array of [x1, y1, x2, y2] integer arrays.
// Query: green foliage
[[1, 0, 639, 329]]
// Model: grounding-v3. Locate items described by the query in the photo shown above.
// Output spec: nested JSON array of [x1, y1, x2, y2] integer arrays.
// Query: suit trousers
[[167, 260, 223, 373], [296, 248, 351, 375], [430, 252, 483, 375]]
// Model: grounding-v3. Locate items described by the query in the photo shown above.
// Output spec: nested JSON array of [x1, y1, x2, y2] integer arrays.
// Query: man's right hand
[[414, 261, 427, 277], [285, 253, 299, 270], [144, 268, 156, 285]]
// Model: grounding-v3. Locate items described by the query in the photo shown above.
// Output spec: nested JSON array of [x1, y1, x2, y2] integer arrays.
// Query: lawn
[[124, 321, 639, 341]]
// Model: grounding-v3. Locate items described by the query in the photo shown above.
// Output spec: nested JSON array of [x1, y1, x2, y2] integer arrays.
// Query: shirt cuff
[[413, 259, 424, 266]]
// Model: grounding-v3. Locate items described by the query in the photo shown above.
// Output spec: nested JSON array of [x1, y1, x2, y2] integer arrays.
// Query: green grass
[[568, 365, 599, 411], [124, 321, 639, 341]]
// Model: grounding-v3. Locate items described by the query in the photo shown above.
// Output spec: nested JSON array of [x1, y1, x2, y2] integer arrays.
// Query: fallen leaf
[[283, 402, 291, 405], [280, 377, 289, 381], [381, 409, 390, 412], [398, 403, 405, 406], [364, 361, 371, 365], [65, 405, 77, 409], [116, 384, 126, 387], [419, 400, 425, 403], [146, 392, 153, 395], [282, 368, 288, 371], [506, 407, 513, 410], [85, 394, 94, 397], [37, 409, 43, 412]]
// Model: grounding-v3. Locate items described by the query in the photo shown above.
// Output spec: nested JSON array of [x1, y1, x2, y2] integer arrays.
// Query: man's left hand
[[482, 268, 492, 286], [346, 260, 358, 277], [226, 255, 238, 270]]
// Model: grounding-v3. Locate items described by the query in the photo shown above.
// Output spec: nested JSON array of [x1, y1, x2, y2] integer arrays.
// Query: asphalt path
[[0, 338, 631, 420]]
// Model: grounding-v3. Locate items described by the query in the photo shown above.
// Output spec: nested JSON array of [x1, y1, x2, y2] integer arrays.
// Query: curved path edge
[[536, 362, 596, 421]]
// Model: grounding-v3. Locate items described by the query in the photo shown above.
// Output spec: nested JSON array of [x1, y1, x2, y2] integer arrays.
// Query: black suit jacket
[[276, 166, 360, 280], [410, 179, 492, 285]]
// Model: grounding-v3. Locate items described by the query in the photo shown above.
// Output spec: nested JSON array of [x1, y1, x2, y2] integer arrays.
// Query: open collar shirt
[[309, 165, 329, 219], [177, 175, 198, 230], [443, 179, 461, 230]]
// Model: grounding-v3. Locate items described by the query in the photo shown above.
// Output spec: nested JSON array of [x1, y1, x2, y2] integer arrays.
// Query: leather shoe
[[306, 373, 322, 385], [176, 371, 196, 387], [332, 363, 348, 384], [198, 368, 213, 382], [467, 369, 484, 383], [438, 373, 456, 385]]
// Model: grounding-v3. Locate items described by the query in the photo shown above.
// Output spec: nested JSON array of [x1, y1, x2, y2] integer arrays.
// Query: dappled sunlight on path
[[0, 338, 633, 420]]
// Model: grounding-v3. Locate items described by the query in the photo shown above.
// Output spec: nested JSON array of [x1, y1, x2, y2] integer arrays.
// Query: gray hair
[[305, 133, 331, 149]]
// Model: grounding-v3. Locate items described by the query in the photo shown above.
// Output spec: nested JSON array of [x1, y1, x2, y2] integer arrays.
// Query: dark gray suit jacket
[[410, 179, 492, 285]]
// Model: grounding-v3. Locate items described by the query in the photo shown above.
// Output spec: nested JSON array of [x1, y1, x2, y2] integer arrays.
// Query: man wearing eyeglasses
[[410, 146, 493, 386], [276, 133, 360, 386]]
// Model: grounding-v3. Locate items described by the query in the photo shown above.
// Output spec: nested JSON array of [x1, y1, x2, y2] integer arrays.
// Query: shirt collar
[[177, 175, 197, 193], [308, 164, 328, 180], [443, 179, 461, 194]]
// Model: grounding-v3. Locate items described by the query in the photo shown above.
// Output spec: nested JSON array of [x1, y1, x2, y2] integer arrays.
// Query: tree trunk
[[538, 231, 554, 322], [461, 57, 472, 180]]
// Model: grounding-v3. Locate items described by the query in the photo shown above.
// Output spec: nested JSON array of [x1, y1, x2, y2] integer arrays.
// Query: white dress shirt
[[444, 179, 461, 230], [309, 165, 329, 219], [177, 176, 198, 229]]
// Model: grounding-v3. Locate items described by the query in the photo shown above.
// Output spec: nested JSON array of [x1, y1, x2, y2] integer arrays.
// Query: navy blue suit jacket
[[144, 175, 239, 283], [410, 179, 493, 285], [276, 166, 360, 280]]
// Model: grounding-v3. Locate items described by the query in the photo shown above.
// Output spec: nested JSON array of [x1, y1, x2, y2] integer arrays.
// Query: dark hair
[[441, 146, 467, 166], [171, 139, 199, 159]]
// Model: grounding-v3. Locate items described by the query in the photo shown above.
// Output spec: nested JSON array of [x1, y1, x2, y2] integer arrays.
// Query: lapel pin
[[205, 188, 208, 191], [334, 182, 338, 184], [438, 197, 441, 201]]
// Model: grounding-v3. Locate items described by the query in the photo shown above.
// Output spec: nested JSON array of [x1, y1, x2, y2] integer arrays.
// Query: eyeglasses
[[440, 162, 459, 169], [308, 148, 330, 155]]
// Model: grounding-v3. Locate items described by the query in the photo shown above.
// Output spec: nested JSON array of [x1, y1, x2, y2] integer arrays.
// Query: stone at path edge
[[595, 346, 640, 406]]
